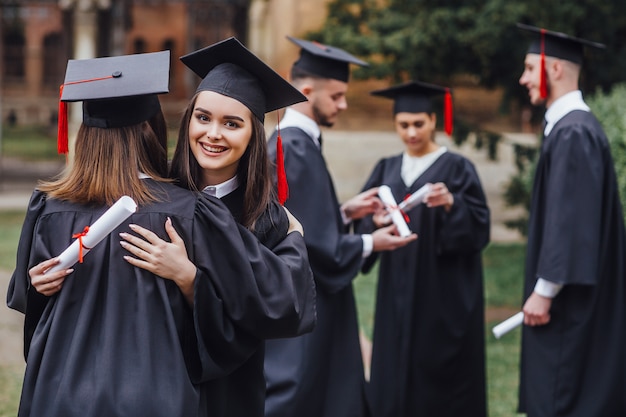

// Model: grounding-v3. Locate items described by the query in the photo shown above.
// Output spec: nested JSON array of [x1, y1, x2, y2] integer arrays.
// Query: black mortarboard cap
[[61, 51, 169, 128], [180, 37, 306, 122], [371, 80, 454, 136], [517, 23, 605, 99], [517, 23, 605, 65], [56, 50, 169, 155], [287, 36, 368, 82]]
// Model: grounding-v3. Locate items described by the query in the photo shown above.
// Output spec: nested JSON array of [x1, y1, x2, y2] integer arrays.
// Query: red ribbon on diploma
[[72, 226, 90, 263]]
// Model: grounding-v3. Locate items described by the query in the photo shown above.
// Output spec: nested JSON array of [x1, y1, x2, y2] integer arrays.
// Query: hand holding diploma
[[47, 196, 137, 273], [378, 185, 412, 238], [492, 312, 524, 339]]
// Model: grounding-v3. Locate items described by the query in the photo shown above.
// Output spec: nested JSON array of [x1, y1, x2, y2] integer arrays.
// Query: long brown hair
[[169, 93, 273, 230], [39, 111, 170, 206]]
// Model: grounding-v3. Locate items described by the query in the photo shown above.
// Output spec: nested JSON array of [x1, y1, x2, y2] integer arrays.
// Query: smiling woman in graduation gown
[[117, 38, 317, 417], [355, 81, 490, 417]]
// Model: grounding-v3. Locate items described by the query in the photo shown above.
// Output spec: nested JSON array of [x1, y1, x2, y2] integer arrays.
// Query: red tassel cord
[[72, 226, 90, 263], [57, 74, 117, 158], [539, 29, 548, 99], [444, 88, 453, 136], [276, 111, 289, 205], [58, 84, 69, 155]]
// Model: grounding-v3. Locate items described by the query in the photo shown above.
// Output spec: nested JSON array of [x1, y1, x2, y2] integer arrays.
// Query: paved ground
[[0, 130, 529, 369]]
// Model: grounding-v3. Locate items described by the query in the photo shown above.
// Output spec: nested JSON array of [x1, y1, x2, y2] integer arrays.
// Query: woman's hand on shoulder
[[120, 218, 196, 304], [29, 258, 73, 296], [283, 206, 304, 236]]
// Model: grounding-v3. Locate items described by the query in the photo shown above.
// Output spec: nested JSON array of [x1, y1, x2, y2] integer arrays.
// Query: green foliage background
[[309, 0, 626, 107]]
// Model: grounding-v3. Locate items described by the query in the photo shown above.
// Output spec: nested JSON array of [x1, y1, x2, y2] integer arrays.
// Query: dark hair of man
[[290, 65, 326, 83], [38, 110, 170, 206], [169, 92, 272, 231]]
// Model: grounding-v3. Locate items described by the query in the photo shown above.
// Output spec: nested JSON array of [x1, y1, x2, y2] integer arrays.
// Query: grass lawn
[[1, 126, 179, 160], [0, 206, 526, 417], [0, 211, 25, 271]]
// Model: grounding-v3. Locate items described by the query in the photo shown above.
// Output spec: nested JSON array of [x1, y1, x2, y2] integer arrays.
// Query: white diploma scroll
[[382, 183, 432, 223], [47, 195, 137, 274], [398, 183, 432, 212], [378, 185, 412, 238], [492, 311, 524, 339]]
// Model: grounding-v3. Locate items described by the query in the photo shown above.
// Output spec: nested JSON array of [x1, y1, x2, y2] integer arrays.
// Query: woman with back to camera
[[7, 50, 312, 417]]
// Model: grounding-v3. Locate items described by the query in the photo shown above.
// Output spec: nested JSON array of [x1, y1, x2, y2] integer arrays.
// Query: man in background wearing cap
[[517, 23, 626, 416], [265, 38, 416, 417]]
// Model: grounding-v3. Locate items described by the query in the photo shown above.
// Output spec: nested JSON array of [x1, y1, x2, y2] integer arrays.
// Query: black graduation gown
[[6, 179, 314, 417], [199, 185, 317, 417], [265, 127, 367, 417], [518, 110, 626, 417], [355, 151, 489, 417]]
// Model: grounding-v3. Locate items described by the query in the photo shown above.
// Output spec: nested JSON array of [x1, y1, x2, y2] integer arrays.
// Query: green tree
[[309, 0, 626, 104]]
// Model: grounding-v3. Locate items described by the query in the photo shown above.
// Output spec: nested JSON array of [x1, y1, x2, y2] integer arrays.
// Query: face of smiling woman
[[189, 90, 254, 186]]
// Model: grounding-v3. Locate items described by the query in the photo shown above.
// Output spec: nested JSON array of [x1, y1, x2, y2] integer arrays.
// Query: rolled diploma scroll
[[47, 195, 137, 274], [378, 185, 412, 238], [382, 183, 432, 223], [492, 311, 524, 339], [398, 183, 432, 212]]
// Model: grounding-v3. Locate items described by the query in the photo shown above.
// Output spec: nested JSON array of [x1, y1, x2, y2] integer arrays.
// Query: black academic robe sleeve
[[218, 190, 316, 338], [6, 191, 53, 358], [268, 128, 363, 294], [531, 121, 604, 285], [436, 156, 491, 253], [191, 194, 316, 380]]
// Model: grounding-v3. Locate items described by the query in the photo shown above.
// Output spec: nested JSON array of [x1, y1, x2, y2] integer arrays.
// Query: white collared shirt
[[544, 90, 590, 136], [202, 176, 239, 199], [278, 108, 322, 148], [401, 147, 447, 187]]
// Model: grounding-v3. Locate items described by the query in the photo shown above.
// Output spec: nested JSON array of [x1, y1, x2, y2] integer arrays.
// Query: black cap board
[[517, 23, 606, 65], [61, 50, 170, 128], [370, 80, 449, 114], [287, 36, 368, 82], [371, 80, 454, 135], [180, 37, 307, 122]]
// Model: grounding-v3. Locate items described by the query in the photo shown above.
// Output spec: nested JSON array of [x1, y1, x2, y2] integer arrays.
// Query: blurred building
[[0, 0, 330, 128]]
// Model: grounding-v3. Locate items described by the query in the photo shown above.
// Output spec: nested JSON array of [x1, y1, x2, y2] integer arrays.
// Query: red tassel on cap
[[57, 74, 117, 158], [539, 28, 548, 99], [276, 111, 288, 205], [444, 88, 453, 136], [57, 84, 69, 155]]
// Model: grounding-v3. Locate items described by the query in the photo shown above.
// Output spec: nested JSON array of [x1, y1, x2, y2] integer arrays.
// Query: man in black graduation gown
[[517, 24, 626, 416], [264, 38, 416, 417]]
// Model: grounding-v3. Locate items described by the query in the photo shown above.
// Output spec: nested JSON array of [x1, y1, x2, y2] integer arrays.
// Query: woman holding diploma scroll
[[7, 51, 313, 417], [354, 81, 490, 417], [117, 38, 317, 417]]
